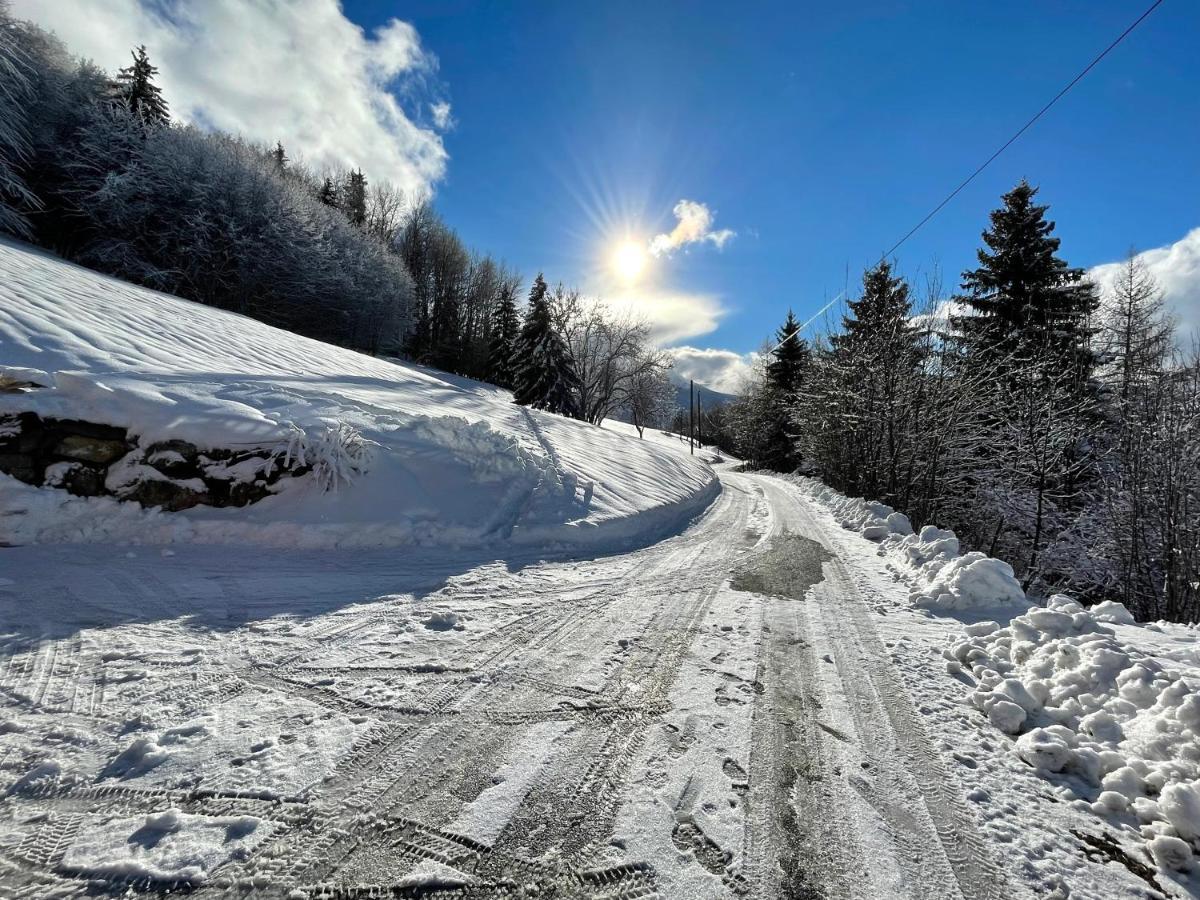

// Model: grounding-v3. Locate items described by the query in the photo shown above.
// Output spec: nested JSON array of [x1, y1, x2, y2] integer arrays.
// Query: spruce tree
[[766, 309, 810, 396], [834, 260, 914, 355], [955, 180, 1097, 380], [344, 169, 367, 227], [487, 283, 521, 389], [317, 177, 338, 208], [115, 45, 169, 126], [513, 274, 579, 416], [271, 141, 287, 172]]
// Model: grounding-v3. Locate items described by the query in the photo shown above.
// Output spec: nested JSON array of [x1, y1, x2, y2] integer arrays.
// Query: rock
[[54, 434, 130, 465], [44, 461, 107, 497], [44, 418, 127, 442], [1, 412, 38, 446], [0, 452, 40, 484], [146, 440, 200, 477], [125, 478, 210, 512]]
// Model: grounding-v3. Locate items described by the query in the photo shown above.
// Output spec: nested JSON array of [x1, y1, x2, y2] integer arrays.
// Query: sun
[[612, 239, 648, 284]]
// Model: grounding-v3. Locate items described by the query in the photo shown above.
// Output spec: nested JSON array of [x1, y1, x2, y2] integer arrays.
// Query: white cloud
[[603, 288, 726, 345], [13, 0, 448, 198], [649, 199, 735, 257], [1089, 228, 1200, 344], [429, 101, 453, 131], [669, 347, 752, 395]]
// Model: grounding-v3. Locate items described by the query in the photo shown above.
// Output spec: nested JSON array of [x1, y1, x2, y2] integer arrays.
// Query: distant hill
[[670, 377, 736, 412]]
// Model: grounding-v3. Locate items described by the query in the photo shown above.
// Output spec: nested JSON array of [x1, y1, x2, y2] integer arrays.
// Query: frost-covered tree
[[317, 176, 338, 208], [271, 141, 287, 172], [513, 274, 579, 416], [0, 1, 38, 237], [343, 168, 367, 228], [487, 280, 521, 389], [114, 45, 168, 126]]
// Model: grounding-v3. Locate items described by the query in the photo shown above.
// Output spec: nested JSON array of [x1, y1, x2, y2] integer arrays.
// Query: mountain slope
[[0, 239, 717, 548]]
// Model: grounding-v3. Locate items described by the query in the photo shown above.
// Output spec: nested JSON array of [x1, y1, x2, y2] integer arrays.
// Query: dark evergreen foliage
[[114, 45, 168, 126], [487, 282, 521, 389], [766, 309, 810, 396], [955, 180, 1098, 383], [513, 274, 579, 416]]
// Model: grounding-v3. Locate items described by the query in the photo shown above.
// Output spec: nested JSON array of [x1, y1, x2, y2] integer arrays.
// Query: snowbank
[[948, 595, 1200, 872], [791, 477, 1029, 613], [0, 239, 716, 549], [791, 474, 1200, 877]]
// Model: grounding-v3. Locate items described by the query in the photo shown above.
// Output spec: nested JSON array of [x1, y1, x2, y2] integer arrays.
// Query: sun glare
[[612, 239, 648, 284]]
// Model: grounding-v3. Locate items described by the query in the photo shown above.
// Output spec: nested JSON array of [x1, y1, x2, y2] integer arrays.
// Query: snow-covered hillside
[[0, 239, 717, 549]]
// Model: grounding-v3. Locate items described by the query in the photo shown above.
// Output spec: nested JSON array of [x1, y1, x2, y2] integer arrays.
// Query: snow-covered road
[[1, 467, 1014, 898]]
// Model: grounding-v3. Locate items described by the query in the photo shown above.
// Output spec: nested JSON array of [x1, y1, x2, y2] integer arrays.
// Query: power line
[[881, 0, 1165, 260], [770, 0, 1165, 355], [769, 291, 845, 353]]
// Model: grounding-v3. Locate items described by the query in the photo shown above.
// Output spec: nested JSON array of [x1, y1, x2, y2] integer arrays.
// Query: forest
[[718, 184, 1199, 624]]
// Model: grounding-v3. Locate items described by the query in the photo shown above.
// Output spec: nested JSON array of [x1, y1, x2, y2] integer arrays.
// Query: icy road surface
[[0, 468, 1012, 899]]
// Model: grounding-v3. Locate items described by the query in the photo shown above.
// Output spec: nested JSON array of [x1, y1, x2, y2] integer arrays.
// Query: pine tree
[[834, 261, 914, 355], [343, 169, 367, 227], [513, 274, 579, 416], [487, 283, 521, 389], [766, 309, 810, 396], [955, 180, 1097, 381], [271, 141, 287, 172], [826, 261, 922, 499], [115, 45, 169, 126], [317, 176, 338, 208]]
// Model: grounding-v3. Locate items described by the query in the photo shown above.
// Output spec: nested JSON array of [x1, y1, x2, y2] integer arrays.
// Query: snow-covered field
[[0, 238, 716, 551], [3, 240, 1199, 899]]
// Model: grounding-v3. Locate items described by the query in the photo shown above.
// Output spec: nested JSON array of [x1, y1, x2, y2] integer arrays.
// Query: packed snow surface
[[0, 239, 716, 548]]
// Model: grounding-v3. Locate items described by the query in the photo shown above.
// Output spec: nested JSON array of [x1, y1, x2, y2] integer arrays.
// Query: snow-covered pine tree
[[343, 169, 367, 227], [766, 309, 810, 396], [317, 176, 338, 208], [955, 180, 1097, 385], [115, 45, 169, 126], [271, 141, 287, 172], [487, 282, 521, 389], [824, 261, 922, 500], [756, 310, 812, 471], [954, 183, 1100, 592], [513, 273, 580, 416]]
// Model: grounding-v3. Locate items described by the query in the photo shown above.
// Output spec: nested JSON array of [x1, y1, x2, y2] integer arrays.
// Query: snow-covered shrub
[[279, 422, 376, 492]]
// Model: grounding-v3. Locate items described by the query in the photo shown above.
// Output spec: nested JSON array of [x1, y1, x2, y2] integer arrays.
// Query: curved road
[[0, 467, 1010, 899]]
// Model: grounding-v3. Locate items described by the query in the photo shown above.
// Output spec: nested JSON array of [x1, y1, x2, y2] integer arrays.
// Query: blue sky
[[19, 0, 1199, 390], [345, 0, 1199, 382]]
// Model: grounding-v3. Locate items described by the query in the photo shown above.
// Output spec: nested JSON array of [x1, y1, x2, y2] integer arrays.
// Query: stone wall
[[0, 411, 308, 511]]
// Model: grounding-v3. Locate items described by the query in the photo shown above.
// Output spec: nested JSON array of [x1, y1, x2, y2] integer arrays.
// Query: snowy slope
[[0, 239, 717, 548]]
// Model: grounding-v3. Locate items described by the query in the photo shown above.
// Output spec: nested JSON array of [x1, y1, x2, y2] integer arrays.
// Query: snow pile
[[0, 239, 717, 549], [946, 594, 1200, 871], [791, 477, 1028, 613], [60, 808, 267, 884]]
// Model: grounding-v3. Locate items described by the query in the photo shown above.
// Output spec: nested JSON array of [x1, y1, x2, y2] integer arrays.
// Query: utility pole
[[689, 379, 694, 455], [697, 391, 702, 449]]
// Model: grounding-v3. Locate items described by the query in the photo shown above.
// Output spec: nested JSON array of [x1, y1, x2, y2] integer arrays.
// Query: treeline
[[724, 181, 1200, 623], [0, 13, 673, 425]]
